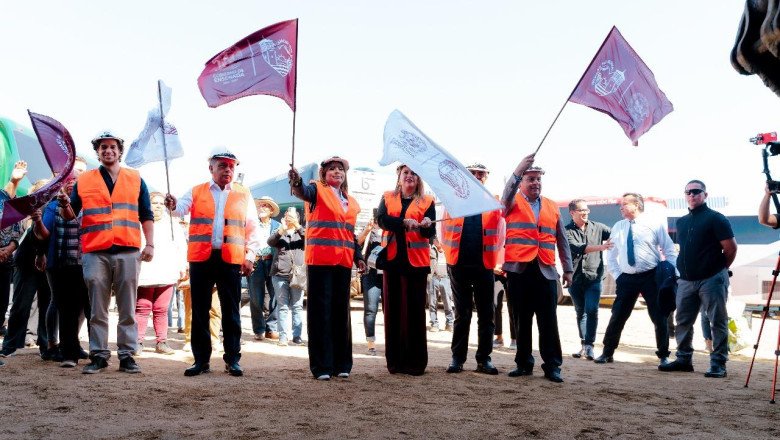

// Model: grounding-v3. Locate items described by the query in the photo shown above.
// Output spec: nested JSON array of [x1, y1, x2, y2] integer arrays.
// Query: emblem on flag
[[259, 39, 294, 77]]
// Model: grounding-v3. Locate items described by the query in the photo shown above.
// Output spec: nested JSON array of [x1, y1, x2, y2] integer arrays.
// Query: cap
[[208, 146, 240, 164], [522, 166, 545, 175], [255, 196, 280, 217], [91, 130, 124, 149], [320, 155, 349, 171], [466, 163, 489, 173]]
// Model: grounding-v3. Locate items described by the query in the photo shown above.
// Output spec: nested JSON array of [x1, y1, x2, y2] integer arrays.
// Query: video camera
[[752, 131, 780, 193]]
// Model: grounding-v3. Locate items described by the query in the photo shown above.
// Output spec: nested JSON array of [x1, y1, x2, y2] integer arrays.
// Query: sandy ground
[[0, 298, 778, 440]]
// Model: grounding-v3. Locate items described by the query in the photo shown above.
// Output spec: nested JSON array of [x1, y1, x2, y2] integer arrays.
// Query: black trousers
[[507, 264, 562, 373], [190, 252, 243, 365], [47, 265, 90, 361], [307, 265, 353, 377], [448, 265, 495, 364], [602, 268, 670, 359], [0, 263, 12, 329], [494, 275, 515, 339], [383, 268, 428, 375], [3, 265, 50, 351]]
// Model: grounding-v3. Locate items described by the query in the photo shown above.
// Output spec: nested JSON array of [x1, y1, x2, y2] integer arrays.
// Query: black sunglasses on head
[[684, 188, 704, 196]]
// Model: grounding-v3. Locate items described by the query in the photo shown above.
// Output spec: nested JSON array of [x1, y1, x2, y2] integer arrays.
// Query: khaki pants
[[181, 284, 221, 347]]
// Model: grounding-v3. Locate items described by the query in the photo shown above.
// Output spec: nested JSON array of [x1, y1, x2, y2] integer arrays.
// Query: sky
[[2, 0, 779, 214]]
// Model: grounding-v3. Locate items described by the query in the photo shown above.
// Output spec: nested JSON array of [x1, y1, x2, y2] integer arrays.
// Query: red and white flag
[[568, 27, 673, 146], [198, 19, 298, 110]]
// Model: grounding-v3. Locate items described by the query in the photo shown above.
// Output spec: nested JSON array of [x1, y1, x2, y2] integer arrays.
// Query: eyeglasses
[[684, 189, 704, 196], [574, 208, 590, 213]]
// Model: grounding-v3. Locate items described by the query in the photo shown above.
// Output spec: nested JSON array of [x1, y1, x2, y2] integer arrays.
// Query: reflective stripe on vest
[[78, 168, 142, 253], [304, 182, 361, 268], [187, 182, 249, 264], [440, 209, 502, 269], [504, 195, 559, 265], [381, 192, 434, 268]]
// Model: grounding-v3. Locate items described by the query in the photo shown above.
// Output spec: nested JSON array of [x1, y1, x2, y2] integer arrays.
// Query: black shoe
[[0, 347, 17, 358], [78, 348, 89, 360], [225, 362, 243, 377], [119, 356, 141, 374], [475, 360, 499, 375], [544, 370, 564, 383], [82, 357, 109, 374], [572, 346, 585, 358], [593, 354, 613, 364], [446, 360, 464, 373], [658, 358, 693, 372], [184, 362, 211, 377], [704, 365, 727, 378], [508, 366, 533, 377]]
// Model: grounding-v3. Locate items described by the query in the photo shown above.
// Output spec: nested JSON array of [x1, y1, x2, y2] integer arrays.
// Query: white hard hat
[[91, 130, 124, 149], [208, 146, 240, 164]]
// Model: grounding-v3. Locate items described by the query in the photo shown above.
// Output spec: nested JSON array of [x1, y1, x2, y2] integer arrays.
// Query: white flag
[[126, 80, 183, 168], [380, 110, 502, 218]]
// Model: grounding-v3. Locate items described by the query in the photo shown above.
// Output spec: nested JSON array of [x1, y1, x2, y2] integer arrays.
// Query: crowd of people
[[0, 131, 743, 383]]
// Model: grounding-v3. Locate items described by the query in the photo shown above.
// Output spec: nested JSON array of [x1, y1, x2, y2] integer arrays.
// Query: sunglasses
[[684, 188, 704, 196]]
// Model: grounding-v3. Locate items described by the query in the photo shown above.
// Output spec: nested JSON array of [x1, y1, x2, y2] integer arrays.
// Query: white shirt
[[171, 180, 261, 262], [606, 214, 677, 280]]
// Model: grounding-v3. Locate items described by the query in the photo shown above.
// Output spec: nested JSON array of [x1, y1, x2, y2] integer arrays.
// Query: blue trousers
[[247, 258, 276, 335], [568, 278, 601, 346]]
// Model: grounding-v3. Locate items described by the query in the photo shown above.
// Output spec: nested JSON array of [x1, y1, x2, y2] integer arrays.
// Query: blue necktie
[[627, 221, 636, 266]]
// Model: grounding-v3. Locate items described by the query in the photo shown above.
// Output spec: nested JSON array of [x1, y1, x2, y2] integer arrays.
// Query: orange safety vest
[[441, 209, 502, 269], [304, 181, 361, 268], [504, 194, 559, 265], [78, 168, 142, 253], [187, 182, 249, 264], [381, 192, 434, 268]]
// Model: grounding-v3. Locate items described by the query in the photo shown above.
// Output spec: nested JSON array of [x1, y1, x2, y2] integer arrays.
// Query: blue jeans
[[247, 259, 277, 335], [362, 271, 382, 341], [674, 269, 729, 367], [700, 308, 712, 340], [167, 287, 184, 329], [568, 279, 601, 346], [273, 275, 303, 341]]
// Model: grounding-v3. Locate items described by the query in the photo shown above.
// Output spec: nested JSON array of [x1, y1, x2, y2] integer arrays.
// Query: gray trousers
[[82, 250, 140, 361], [675, 268, 729, 367]]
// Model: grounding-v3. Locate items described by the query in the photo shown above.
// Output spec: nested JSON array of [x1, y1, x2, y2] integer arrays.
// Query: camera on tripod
[[751, 131, 780, 193]]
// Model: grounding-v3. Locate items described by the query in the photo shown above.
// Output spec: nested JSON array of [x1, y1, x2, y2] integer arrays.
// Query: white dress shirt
[[171, 180, 261, 262], [606, 214, 677, 280]]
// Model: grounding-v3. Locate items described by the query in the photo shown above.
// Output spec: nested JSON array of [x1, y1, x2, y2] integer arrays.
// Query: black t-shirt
[[455, 213, 483, 268], [675, 203, 734, 281]]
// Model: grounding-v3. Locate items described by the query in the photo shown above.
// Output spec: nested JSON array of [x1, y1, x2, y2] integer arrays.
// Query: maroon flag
[[198, 19, 298, 110], [568, 27, 673, 146], [1, 112, 75, 228]]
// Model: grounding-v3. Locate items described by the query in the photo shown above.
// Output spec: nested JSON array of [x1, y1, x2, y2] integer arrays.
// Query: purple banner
[[0, 112, 75, 228], [198, 19, 297, 110], [568, 27, 673, 146]]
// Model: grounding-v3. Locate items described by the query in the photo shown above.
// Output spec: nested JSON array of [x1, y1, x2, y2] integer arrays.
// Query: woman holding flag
[[288, 156, 365, 381], [377, 165, 436, 375]]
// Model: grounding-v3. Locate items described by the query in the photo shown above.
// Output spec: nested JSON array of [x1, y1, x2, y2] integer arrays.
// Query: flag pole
[[290, 18, 299, 170], [534, 26, 616, 155], [157, 80, 175, 240]]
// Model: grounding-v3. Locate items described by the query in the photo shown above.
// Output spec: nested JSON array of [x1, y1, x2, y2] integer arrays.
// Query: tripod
[[744, 250, 780, 404]]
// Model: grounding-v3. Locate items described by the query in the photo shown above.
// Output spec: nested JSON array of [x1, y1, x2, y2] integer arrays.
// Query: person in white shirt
[[594, 193, 677, 367], [165, 147, 261, 377]]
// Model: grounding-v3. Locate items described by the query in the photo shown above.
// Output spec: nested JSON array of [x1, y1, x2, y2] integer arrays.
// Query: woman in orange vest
[[377, 165, 436, 375], [288, 156, 366, 381]]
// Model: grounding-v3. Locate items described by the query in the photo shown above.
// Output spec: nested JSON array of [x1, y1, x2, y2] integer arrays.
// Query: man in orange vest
[[442, 163, 503, 375], [165, 147, 260, 377], [501, 153, 573, 383], [62, 130, 155, 374]]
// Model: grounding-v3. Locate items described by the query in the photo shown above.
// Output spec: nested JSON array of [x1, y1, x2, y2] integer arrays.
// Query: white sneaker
[[317, 374, 331, 381], [60, 360, 77, 368], [337, 372, 350, 378]]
